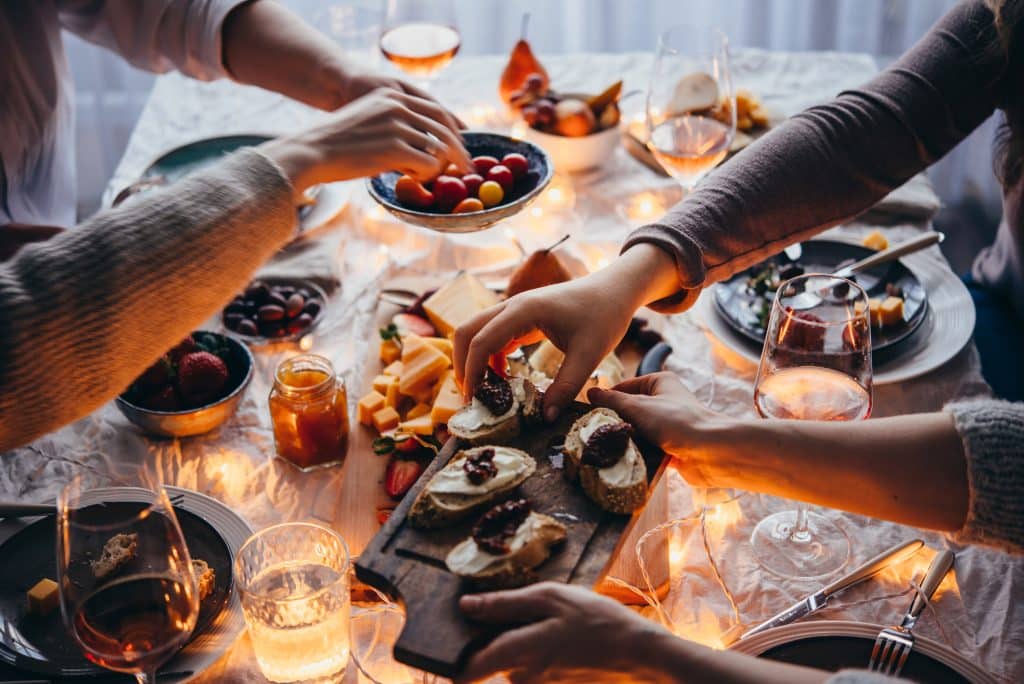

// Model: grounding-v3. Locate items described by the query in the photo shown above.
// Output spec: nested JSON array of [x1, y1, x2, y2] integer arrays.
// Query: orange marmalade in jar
[[269, 354, 349, 470]]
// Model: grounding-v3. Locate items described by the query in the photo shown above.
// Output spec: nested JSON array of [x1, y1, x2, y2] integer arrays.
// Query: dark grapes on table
[[223, 280, 323, 340]]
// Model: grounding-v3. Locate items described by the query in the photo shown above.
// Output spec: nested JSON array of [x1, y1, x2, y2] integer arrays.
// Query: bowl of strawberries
[[116, 331, 255, 437], [366, 131, 552, 233]]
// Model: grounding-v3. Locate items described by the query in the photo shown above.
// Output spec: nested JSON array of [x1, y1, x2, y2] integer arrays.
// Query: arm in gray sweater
[[0, 149, 295, 452]]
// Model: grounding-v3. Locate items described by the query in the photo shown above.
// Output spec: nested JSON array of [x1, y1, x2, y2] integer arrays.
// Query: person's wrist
[[616, 243, 683, 308], [259, 138, 318, 199]]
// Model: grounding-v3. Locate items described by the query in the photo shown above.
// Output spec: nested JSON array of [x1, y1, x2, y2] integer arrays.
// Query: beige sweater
[[0, 148, 295, 452]]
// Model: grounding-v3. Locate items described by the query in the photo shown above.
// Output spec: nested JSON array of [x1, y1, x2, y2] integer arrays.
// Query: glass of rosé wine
[[646, 25, 736, 192], [380, 0, 460, 87], [751, 273, 873, 580]]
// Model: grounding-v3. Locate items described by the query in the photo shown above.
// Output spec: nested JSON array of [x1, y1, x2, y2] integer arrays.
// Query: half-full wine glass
[[751, 274, 873, 579], [57, 477, 199, 684], [646, 25, 736, 192], [380, 0, 460, 85]]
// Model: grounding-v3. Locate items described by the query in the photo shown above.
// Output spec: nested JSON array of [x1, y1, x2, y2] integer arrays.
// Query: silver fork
[[869, 549, 955, 676]]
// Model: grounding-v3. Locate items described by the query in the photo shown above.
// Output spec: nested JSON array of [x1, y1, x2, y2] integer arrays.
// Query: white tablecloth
[[2, 49, 1018, 683]]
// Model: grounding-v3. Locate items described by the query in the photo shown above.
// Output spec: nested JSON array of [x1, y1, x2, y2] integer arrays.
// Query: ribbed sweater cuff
[[946, 398, 1024, 554]]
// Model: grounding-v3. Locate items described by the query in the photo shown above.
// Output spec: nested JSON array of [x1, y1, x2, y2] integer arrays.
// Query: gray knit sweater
[[0, 148, 295, 451]]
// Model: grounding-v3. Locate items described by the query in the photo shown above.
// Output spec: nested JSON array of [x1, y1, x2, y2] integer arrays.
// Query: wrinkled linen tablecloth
[[2, 50, 1020, 683]]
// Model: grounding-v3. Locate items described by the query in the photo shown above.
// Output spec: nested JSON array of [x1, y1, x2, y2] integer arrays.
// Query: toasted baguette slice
[[448, 377, 541, 445], [91, 532, 138, 579], [192, 558, 216, 602], [565, 407, 647, 514], [408, 446, 537, 528], [446, 512, 567, 590]]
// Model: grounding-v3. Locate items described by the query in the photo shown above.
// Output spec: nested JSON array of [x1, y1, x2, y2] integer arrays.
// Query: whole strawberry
[[167, 336, 199, 364], [176, 351, 229, 406], [137, 357, 172, 389], [142, 385, 180, 412]]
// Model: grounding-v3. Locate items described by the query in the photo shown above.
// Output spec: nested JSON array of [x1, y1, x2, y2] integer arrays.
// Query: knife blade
[[738, 538, 924, 641]]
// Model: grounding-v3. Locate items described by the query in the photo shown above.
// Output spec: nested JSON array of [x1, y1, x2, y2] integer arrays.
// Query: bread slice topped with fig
[[408, 445, 537, 528], [445, 499, 566, 590], [564, 407, 647, 514], [447, 369, 542, 445]]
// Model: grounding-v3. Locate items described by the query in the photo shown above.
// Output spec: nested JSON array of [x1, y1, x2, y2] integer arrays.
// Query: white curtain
[[67, 0, 997, 217]]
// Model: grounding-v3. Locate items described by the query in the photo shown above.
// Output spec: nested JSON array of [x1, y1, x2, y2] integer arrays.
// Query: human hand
[[336, 69, 466, 129], [0, 224, 65, 261], [457, 582, 673, 684], [589, 372, 735, 488], [454, 270, 640, 422], [260, 88, 471, 196]]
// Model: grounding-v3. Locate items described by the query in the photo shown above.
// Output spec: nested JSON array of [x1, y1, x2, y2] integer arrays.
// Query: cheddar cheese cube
[[380, 338, 402, 365], [431, 375, 464, 426], [879, 296, 905, 327], [372, 374, 391, 394], [425, 337, 454, 358], [398, 414, 434, 435], [407, 403, 431, 420], [862, 230, 889, 251], [385, 378, 402, 408], [27, 578, 59, 616], [357, 391, 386, 426], [372, 406, 401, 432], [422, 273, 501, 338], [383, 361, 404, 377]]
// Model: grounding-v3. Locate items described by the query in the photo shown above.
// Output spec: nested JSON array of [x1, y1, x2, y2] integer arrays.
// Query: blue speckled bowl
[[366, 131, 553, 233]]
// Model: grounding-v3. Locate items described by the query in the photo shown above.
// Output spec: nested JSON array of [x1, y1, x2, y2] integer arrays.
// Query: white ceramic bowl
[[523, 124, 620, 173]]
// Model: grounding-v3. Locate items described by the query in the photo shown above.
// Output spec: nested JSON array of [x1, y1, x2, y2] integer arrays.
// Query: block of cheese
[[431, 375, 464, 425], [879, 296, 905, 327], [373, 406, 401, 432], [425, 337, 454, 358], [383, 361, 404, 377], [862, 230, 889, 251], [399, 414, 434, 435], [380, 338, 401, 365], [433, 369, 455, 399], [385, 377, 402, 408], [27, 578, 59, 615], [372, 374, 391, 394], [399, 338, 450, 395], [422, 272, 501, 338], [857, 298, 885, 328], [407, 402, 431, 420], [358, 391, 386, 426]]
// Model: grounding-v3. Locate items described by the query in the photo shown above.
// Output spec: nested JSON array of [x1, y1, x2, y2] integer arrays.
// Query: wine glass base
[[750, 510, 850, 580]]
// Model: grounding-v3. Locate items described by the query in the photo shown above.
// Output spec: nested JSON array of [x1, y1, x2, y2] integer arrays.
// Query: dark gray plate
[[712, 240, 928, 357], [367, 131, 553, 233], [0, 504, 232, 677]]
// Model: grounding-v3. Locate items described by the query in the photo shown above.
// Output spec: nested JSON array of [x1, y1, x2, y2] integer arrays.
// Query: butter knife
[[739, 538, 924, 641]]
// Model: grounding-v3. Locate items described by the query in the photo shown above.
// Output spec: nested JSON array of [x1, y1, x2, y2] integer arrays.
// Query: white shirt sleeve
[[55, 0, 250, 81]]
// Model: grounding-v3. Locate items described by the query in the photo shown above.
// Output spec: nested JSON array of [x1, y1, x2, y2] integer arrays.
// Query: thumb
[[460, 584, 560, 624]]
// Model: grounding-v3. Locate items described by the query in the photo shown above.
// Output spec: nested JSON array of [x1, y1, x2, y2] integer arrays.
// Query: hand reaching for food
[[260, 88, 472, 197]]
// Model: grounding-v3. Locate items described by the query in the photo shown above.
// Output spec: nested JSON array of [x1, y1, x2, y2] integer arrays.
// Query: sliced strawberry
[[395, 436, 422, 454], [376, 507, 395, 525], [392, 313, 437, 338], [384, 457, 424, 500], [488, 352, 509, 377]]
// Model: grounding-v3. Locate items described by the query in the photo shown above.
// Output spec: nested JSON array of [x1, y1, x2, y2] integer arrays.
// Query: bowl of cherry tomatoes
[[366, 131, 552, 233]]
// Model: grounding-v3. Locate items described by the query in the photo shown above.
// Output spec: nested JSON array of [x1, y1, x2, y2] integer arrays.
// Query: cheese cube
[[879, 296, 905, 327], [383, 361, 404, 377], [425, 337, 454, 358], [399, 342, 450, 395], [433, 369, 455, 399], [372, 406, 401, 432], [399, 414, 434, 435], [380, 338, 402, 365], [423, 272, 501, 338], [372, 374, 391, 394], [385, 378, 402, 408], [862, 230, 888, 251], [357, 391, 386, 426], [407, 403, 431, 420], [27, 578, 59, 616], [431, 375, 464, 425]]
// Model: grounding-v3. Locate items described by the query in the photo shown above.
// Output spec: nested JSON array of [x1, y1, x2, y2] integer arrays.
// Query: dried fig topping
[[582, 422, 633, 468], [472, 499, 530, 555], [474, 369, 514, 415], [463, 448, 498, 485]]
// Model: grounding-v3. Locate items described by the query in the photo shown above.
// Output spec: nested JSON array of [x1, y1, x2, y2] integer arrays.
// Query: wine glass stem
[[136, 670, 156, 684], [790, 502, 811, 544]]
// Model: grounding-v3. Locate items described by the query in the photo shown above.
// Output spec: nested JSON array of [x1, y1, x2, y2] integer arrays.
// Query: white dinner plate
[[696, 242, 975, 385]]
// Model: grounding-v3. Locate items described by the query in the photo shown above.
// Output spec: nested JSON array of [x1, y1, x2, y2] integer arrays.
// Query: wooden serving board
[[354, 404, 669, 678]]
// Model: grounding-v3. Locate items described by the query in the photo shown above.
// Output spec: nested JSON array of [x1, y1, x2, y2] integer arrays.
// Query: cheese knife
[[738, 538, 925, 641]]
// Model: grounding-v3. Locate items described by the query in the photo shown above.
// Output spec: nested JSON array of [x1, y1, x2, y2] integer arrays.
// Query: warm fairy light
[[674, 605, 728, 649], [623, 192, 664, 222], [368, 205, 388, 221], [908, 551, 960, 600], [703, 499, 744, 534], [530, 206, 543, 218], [538, 175, 575, 213], [299, 335, 314, 351], [510, 121, 529, 139], [203, 451, 254, 503], [597, 257, 610, 270]]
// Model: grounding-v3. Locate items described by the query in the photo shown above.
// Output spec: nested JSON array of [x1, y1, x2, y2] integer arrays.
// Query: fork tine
[[879, 638, 898, 674], [886, 640, 908, 676], [892, 642, 912, 677], [869, 635, 887, 671]]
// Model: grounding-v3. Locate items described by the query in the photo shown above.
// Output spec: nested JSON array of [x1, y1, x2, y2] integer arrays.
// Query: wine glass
[[646, 25, 736, 192], [57, 477, 199, 684], [751, 273, 873, 579], [379, 0, 460, 86]]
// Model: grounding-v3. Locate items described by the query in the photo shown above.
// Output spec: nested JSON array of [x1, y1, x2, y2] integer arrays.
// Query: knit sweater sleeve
[[945, 399, 1024, 554], [0, 148, 295, 452], [623, 0, 1007, 313]]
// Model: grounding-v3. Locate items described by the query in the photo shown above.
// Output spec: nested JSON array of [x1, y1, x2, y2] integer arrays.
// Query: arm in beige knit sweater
[[586, 373, 1024, 554]]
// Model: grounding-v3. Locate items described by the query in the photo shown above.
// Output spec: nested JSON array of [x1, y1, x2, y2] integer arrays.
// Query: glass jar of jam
[[269, 354, 349, 471]]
